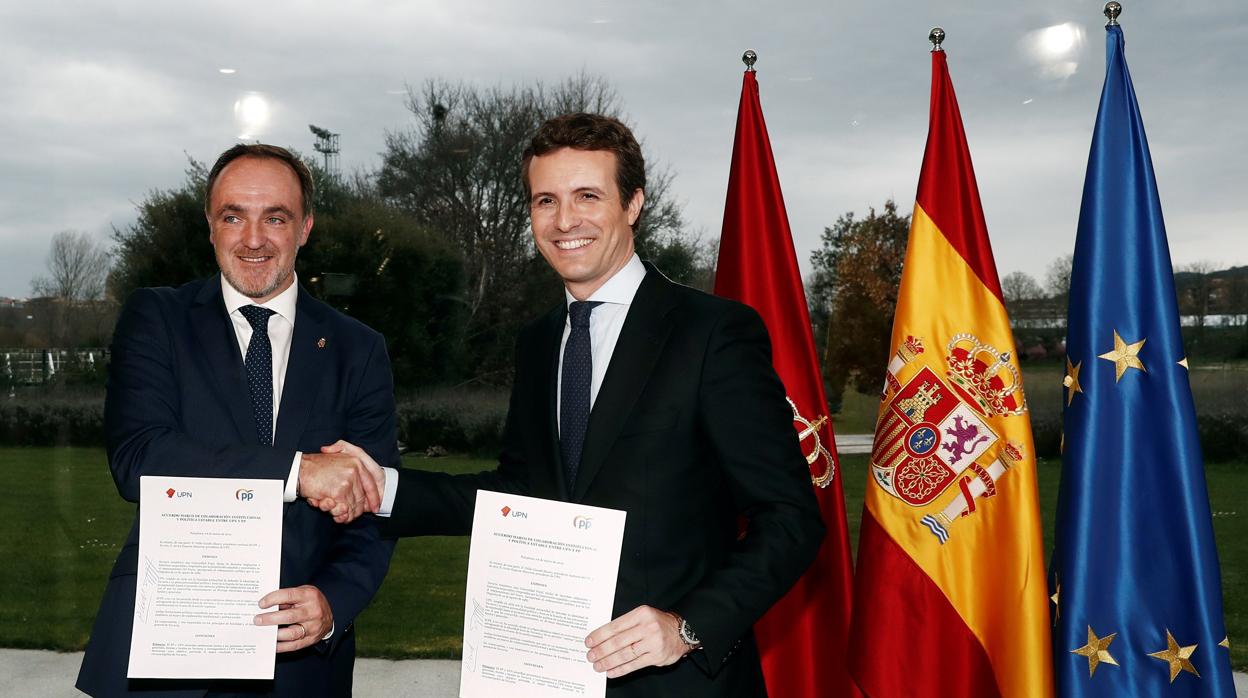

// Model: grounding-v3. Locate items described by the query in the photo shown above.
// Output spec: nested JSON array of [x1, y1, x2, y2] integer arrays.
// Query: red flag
[[714, 68, 859, 697]]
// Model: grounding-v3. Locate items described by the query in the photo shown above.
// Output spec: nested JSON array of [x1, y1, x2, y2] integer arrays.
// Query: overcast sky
[[2, 1, 1245, 299]]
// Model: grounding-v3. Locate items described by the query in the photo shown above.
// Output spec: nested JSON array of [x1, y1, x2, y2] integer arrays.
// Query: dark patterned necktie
[[560, 301, 602, 490], [239, 305, 276, 446]]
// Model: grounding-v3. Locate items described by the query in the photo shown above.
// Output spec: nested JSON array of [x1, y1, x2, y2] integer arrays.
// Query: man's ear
[[626, 189, 644, 227]]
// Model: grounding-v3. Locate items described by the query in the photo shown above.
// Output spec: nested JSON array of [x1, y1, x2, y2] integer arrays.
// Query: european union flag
[[1050, 21, 1236, 697]]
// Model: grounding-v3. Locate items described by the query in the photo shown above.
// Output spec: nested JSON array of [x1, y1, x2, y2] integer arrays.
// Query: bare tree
[[1177, 260, 1218, 334], [377, 72, 697, 381], [31, 230, 111, 302], [1001, 271, 1043, 304], [1044, 254, 1074, 300]]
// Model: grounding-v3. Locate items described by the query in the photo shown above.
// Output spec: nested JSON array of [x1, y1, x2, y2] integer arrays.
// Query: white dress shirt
[[220, 274, 302, 504], [380, 254, 647, 505], [556, 253, 646, 433], [222, 274, 337, 640]]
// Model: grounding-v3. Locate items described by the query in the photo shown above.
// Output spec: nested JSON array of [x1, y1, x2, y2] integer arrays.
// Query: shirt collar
[[221, 272, 299, 324], [564, 254, 646, 309]]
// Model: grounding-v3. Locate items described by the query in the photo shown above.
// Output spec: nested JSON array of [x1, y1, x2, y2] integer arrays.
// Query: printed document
[[460, 491, 626, 698], [127, 475, 282, 679]]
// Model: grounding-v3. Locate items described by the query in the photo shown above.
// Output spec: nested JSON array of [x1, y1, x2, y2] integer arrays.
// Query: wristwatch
[[676, 615, 702, 651]]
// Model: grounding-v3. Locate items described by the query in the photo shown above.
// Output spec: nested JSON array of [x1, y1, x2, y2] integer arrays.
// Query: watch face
[[680, 620, 700, 646]]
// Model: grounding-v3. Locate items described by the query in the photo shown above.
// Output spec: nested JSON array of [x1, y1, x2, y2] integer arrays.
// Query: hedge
[[2, 390, 1243, 464], [0, 389, 511, 457]]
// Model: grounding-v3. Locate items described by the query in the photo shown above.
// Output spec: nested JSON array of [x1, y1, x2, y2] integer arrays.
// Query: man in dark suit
[[76, 144, 396, 697], [363, 113, 824, 696]]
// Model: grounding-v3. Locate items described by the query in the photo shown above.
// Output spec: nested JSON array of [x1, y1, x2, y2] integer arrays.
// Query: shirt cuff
[[376, 467, 398, 517], [322, 621, 334, 642], [285, 452, 302, 503]]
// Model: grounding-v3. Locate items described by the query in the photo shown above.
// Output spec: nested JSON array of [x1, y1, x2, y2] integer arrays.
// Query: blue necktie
[[239, 305, 275, 446], [560, 301, 601, 490]]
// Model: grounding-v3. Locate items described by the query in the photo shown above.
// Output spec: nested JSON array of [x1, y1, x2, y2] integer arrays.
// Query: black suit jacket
[[77, 276, 398, 697], [383, 265, 824, 697]]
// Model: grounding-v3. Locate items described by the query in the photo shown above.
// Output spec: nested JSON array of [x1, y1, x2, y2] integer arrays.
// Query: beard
[[220, 246, 296, 300]]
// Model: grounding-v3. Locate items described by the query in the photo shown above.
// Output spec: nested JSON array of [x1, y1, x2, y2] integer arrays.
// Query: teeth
[[240, 257, 269, 262], [554, 239, 592, 250]]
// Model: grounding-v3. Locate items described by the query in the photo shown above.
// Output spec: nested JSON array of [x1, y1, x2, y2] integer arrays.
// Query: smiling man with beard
[[76, 144, 397, 697]]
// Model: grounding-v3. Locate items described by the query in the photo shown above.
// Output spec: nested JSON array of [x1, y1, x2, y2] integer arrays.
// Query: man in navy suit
[[357, 114, 825, 697], [76, 144, 397, 697]]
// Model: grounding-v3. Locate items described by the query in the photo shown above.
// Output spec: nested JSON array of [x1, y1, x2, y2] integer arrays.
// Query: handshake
[[297, 440, 386, 524]]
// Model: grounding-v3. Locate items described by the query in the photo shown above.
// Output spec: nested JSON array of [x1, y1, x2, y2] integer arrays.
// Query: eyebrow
[[530, 186, 608, 202], [217, 203, 297, 218]]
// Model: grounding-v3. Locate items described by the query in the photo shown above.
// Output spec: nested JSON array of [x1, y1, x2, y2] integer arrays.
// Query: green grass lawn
[[1, 448, 1244, 670]]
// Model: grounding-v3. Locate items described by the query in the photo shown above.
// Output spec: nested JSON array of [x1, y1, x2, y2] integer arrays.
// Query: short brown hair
[[204, 143, 315, 218], [522, 113, 645, 221]]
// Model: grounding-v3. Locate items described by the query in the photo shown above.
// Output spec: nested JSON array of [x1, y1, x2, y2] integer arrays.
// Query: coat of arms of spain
[[871, 333, 1028, 544]]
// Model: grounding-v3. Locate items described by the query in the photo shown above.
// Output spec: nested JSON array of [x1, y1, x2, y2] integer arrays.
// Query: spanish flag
[[847, 44, 1053, 697]]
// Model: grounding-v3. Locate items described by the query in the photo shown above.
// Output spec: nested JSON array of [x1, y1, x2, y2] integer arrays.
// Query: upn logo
[[573, 515, 593, 530], [236, 489, 255, 502]]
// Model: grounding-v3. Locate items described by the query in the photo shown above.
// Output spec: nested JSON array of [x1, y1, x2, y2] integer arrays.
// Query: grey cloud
[[0, 0, 1244, 297]]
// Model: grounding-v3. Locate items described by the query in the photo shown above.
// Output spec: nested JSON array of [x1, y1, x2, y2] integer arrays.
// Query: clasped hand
[[299, 440, 385, 523]]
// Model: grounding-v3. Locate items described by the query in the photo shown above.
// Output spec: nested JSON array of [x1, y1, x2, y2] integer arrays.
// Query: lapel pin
[[317, 338, 327, 349]]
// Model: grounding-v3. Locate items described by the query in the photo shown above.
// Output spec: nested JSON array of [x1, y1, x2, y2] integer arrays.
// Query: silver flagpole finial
[[1104, 2, 1121, 26], [929, 27, 945, 52], [742, 50, 757, 71]]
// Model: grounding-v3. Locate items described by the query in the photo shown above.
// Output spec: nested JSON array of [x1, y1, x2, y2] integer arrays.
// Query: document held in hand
[[460, 491, 626, 698], [127, 475, 283, 680]]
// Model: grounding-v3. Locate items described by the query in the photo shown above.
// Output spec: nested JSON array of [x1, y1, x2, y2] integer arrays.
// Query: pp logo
[[573, 515, 593, 530], [236, 489, 255, 502]]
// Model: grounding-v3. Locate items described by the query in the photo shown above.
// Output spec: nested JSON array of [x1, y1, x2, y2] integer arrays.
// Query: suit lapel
[[571, 268, 677, 502], [190, 276, 257, 444], [274, 287, 329, 450]]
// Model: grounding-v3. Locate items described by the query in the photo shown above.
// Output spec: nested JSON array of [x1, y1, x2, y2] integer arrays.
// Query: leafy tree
[[378, 73, 701, 382], [109, 155, 466, 388], [297, 197, 465, 388], [109, 153, 357, 302], [108, 159, 216, 301], [808, 200, 910, 412]]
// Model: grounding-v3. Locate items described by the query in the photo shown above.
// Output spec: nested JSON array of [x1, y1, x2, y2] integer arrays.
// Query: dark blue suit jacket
[[382, 266, 824, 697], [76, 276, 398, 697]]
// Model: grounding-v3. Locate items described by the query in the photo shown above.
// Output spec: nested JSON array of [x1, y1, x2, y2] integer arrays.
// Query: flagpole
[[742, 49, 756, 71], [928, 27, 945, 52], [1104, 1, 1121, 26]]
